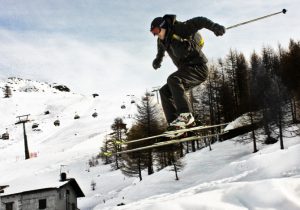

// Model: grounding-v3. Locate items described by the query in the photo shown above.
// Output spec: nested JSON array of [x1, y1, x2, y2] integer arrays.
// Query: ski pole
[[226, 9, 287, 30]]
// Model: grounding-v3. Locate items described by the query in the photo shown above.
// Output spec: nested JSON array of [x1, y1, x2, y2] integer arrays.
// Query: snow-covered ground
[[1, 78, 300, 210], [99, 137, 300, 210]]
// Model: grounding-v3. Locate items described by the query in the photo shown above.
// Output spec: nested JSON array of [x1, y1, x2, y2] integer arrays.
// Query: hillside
[[0, 78, 299, 210], [0, 78, 136, 208]]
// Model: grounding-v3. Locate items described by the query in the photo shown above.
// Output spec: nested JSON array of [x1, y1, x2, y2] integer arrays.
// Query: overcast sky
[[0, 0, 299, 105]]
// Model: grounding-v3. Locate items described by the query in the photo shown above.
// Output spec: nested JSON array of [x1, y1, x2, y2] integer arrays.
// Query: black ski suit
[[154, 15, 223, 124]]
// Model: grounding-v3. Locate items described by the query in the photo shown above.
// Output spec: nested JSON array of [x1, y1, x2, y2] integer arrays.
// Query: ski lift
[[126, 94, 136, 104], [2, 129, 9, 140], [92, 93, 99, 98], [54, 119, 60, 126], [74, 112, 80, 119], [2, 133, 9, 140], [32, 123, 39, 129], [92, 112, 98, 118]]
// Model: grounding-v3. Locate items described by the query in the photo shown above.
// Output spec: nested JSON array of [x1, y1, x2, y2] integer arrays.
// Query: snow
[[95, 139, 300, 210], [224, 112, 257, 131], [1, 78, 300, 210], [1, 173, 70, 196]]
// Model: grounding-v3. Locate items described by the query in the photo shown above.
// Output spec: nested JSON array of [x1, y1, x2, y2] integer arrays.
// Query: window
[[5, 202, 13, 210], [39, 199, 47, 209]]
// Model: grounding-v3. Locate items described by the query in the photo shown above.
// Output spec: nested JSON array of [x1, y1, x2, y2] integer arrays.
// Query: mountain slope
[[92, 133, 300, 210], [1, 78, 300, 210], [0, 78, 136, 208]]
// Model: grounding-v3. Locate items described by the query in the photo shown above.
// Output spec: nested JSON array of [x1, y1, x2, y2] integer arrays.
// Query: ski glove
[[211, 23, 226, 36], [152, 58, 162, 70]]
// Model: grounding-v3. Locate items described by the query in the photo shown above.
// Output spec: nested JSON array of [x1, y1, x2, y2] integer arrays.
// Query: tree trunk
[[138, 156, 142, 181], [147, 151, 154, 175], [278, 108, 284, 150]]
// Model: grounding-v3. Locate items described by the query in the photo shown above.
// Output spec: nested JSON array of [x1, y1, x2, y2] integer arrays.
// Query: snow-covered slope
[[0, 77, 135, 208], [99, 136, 300, 210], [1, 77, 300, 210]]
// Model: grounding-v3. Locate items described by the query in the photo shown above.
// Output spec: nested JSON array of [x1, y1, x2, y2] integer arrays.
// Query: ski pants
[[159, 63, 208, 124]]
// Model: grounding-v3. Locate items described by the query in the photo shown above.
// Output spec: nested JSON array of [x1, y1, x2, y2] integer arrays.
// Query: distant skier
[[150, 15, 225, 129]]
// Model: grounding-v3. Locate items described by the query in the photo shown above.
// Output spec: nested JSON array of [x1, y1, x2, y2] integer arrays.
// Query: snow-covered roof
[[1, 176, 84, 197]]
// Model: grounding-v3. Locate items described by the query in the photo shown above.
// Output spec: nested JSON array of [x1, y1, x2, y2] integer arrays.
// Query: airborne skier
[[150, 15, 226, 130]]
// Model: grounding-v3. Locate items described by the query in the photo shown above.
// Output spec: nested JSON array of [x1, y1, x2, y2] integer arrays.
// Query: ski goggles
[[151, 27, 161, 36]]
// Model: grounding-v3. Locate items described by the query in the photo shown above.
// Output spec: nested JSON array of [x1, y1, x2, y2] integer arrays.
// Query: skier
[[150, 15, 225, 129]]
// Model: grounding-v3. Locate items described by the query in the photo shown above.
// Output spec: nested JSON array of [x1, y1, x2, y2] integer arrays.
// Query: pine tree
[[249, 51, 262, 111], [3, 85, 12, 98], [248, 51, 263, 152], [100, 137, 113, 165], [224, 49, 239, 117], [123, 92, 166, 176], [280, 39, 300, 122], [235, 53, 250, 114], [103, 118, 127, 170], [259, 46, 290, 146], [121, 123, 147, 181], [224, 50, 251, 116]]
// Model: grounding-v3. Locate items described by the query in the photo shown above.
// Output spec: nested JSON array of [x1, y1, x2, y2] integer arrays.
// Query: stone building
[[0, 175, 84, 210]]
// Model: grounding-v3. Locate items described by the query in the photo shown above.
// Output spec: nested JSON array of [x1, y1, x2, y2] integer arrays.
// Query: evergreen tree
[[121, 123, 147, 181], [3, 85, 12, 98], [259, 46, 290, 145], [224, 50, 250, 116], [249, 51, 262, 111], [103, 118, 127, 170], [99, 135, 114, 165], [224, 49, 239, 117], [122, 92, 166, 176], [280, 39, 300, 121], [248, 51, 263, 152], [235, 53, 250, 114]]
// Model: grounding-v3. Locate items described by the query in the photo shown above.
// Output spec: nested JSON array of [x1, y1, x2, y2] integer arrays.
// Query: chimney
[[0, 185, 9, 193], [60, 172, 67, 182]]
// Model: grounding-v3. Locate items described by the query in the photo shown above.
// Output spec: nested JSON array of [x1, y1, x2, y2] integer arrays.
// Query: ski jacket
[[155, 15, 216, 68]]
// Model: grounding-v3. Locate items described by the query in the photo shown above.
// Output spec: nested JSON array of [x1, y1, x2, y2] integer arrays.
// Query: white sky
[[0, 0, 299, 103]]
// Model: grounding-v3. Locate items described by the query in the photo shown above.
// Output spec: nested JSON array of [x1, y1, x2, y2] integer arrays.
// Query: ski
[[116, 133, 221, 155], [125, 122, 229, 144], [165, 122, 229, 135]]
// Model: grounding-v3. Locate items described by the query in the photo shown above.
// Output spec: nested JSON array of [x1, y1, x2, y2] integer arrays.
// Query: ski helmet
[[150, 17, 167, 32]]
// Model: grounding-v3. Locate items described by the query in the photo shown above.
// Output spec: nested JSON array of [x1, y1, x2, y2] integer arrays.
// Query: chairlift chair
[[32, 123, 39, 129], [2, 132, 9, 140], [54, 119, 60, 126], [92, 112, 98, 118], [92, 93, 99, 98], [74, 112, 80, 119]]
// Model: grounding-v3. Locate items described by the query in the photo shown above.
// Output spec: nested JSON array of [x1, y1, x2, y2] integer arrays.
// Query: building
[[0, 185, 9, 209], [0, 174, 84, 210]]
